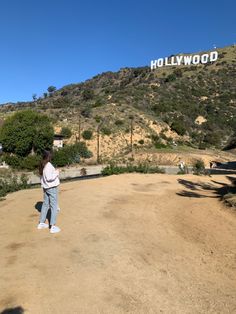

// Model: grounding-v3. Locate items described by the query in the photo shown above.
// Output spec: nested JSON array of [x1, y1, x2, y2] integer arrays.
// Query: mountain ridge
[[0, 44, 235, 160]]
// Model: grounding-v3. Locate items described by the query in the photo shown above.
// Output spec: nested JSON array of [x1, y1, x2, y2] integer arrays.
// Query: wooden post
[[78, 114, 81, 142], [130, 118, 134, 157]]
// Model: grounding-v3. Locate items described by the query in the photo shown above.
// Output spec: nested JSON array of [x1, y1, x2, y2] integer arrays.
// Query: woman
[[37, 150, 61, 233]]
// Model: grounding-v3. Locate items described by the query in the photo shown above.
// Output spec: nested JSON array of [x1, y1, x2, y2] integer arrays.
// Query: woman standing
[[37, 150, 61, 233]]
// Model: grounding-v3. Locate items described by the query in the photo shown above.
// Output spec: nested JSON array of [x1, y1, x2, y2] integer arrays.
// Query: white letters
[[165, 57, 172, 66], [192, 55, 200, 65], [150, 50, 218, 70], [157, 58, 164, 67], [183, 55, 192, 65], [150, 60, 157, 70], [210, 51, 218, 62], [201, 54, 209, 64], [171, 56, 178, 66], [176, 55, 183, 65]]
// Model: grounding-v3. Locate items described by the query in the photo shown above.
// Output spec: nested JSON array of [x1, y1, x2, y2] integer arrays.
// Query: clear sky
[[0, 0, 235, 104]]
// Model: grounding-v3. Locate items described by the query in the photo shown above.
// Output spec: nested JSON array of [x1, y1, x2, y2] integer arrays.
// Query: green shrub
[[52, 142, 92, 167], [0, 173, 29, 199], [82, 130, 93, 140], [20, 155, 41, 171], [193, 160, 205, 175], [3, 155, 22, 169], [138, 139, 144, 145], [165, 74, 177, 82], [101, 127, 112, 136], [82, 89, 94, 100], [3, 154, 40, 171], [60, 127, 72, 138], [102, 162, 165, 176], [155, 142, 168, 149], [115, 119, 124, 126], [171, 121, 186, 136], [81, 108, 92, 118], [94, 115, 102, 123], [53, 149, 71, 167]]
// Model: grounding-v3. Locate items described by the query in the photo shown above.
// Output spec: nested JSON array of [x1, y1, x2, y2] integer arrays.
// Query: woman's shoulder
[[45, 162, 54, 169]]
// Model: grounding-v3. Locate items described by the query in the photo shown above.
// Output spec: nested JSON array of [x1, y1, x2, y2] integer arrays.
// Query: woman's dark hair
[[39, 150, 53, 176]]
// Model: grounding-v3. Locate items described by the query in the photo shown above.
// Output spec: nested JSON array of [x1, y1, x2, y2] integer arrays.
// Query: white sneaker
[[50, 226, 61, 234], [37, 222, 49, 229]]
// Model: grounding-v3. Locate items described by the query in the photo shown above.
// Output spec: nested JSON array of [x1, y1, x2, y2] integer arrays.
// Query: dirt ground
[[1, 174, 236, 314]]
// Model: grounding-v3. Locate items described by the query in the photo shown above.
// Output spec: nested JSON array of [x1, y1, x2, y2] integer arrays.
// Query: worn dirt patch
[[0, 174, 236, 313]]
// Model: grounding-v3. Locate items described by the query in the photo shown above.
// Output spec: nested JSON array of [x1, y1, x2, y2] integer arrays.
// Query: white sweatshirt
[[40, 162, 60, 189]]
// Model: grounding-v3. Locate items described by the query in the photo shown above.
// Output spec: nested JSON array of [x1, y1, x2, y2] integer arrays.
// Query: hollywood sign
[[151, 51, 218, 70]]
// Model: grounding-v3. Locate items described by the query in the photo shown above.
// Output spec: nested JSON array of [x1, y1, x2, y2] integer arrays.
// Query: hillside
[[0, 44, 236, 163]]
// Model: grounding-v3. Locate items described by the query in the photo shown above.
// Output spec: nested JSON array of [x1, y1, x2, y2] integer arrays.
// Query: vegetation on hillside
[[0, 45, 235, 156]]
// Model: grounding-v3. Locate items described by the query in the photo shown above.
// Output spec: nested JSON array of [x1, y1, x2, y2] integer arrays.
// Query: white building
[[53, 134, 64, 149]]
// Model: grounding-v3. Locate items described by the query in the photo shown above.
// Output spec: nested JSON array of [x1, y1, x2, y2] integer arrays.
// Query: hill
[[0, 44, 236, 163]]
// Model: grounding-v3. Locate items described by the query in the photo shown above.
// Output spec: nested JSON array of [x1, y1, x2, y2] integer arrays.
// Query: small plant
[[82, 130, 93, 140], [101, 127, 112, 136], [193, 160, 205, 175], [115, 119, 124, 126], [94, 115, 102, 123], [60, 127, 72, 138]]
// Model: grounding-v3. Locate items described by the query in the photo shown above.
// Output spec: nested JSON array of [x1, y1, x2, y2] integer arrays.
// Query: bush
[[165, 74, 177, 82], [52, 142, 92, 167], [115, 119, 124, 126], [81, 108, 92, 118], [171, 121, 186, 136], [102, 162, 165, 176], [3, 154, 40, 171], [82, 130, 93, 140], [53, 149, 71, 167], [101, 127, 112, 136], [3, 155, 22, 169], [60, 127, 72, 138], [82, 89, 94, 100], [0, 173, 29, 199], [193, 160, 205, 175], [138, 139, 144, 145], [155, 142, 168, 149], [20, 155, 41, 171]]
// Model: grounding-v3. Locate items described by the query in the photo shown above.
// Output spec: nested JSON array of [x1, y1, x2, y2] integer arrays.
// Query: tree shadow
[[34, 201, 51, 223], [0, 307, 24, 314], [177, 176, 236, 199]]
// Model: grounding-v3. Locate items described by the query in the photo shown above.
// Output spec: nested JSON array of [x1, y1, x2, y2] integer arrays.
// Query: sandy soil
[[1, 174, 236, 314]]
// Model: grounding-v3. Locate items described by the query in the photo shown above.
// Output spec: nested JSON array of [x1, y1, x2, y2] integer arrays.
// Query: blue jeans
[[40, 187, 58, 225]]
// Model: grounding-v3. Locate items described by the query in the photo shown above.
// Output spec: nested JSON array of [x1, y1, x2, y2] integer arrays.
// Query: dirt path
[[1, 174, 236, 314]]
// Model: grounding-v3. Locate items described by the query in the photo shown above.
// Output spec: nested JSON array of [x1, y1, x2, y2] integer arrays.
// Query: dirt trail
[[0, 174, 236, 314]]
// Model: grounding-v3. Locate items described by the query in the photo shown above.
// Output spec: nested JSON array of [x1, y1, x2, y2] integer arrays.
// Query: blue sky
[[0, 0, 235, 103]]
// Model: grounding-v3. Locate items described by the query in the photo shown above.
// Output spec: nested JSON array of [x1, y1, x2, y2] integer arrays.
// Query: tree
[[32, 94, 37, 101], [0, 110, 54, 157], [47, 86, 57, 96]]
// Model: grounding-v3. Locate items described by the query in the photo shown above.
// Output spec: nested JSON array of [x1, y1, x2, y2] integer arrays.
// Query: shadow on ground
[[34, 201, 51, 223], [35, 201, 43, 212], [177, 176, 236, 199], [0, 307, 24, 314]]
